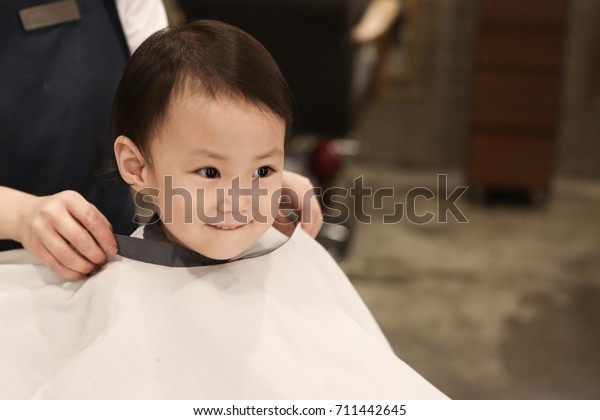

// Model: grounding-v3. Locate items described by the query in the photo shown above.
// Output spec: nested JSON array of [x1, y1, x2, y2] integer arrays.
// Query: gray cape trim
[[115, 222, 293, 267]]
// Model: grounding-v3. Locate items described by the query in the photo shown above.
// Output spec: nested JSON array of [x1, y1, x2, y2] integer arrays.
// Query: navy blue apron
[[0, 0, 135, 251]]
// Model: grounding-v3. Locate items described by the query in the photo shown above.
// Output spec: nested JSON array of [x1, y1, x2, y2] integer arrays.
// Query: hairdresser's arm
[[0, 186, 117, 280], [280, 171, 323, 238]]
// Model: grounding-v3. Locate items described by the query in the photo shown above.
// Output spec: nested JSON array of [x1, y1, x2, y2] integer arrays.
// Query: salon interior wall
[[559, 0, 600, 178], [359, 0, 600, 179]]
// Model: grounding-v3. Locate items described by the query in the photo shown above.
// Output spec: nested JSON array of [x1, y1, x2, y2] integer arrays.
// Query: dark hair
[[111, 19, 294, 160]]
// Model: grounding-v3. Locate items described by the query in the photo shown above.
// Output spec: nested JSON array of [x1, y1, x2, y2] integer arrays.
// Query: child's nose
[[216, 177, 255, 217]]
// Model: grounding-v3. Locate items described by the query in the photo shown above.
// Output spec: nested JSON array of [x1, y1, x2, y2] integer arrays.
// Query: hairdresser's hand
[[15, 190, 118, 281], [278, 171, 323, 238]]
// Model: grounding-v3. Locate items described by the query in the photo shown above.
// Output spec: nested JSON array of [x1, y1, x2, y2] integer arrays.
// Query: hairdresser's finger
[[29, 238, 87, 281], [300, 195, 323, 238], [64, 192, 118, 256], [52, 214, 108, 266], [273, 211, 297, 237], [281, 171, 323, 237], [39, 229, 98, 275]]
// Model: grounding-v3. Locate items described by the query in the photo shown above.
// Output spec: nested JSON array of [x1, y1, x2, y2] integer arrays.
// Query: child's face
[[145, 92, 285, 260]]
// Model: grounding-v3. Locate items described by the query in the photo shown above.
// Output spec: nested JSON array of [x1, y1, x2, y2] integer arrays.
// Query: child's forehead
[[150, 88, 285, 151], [165, 86, 281, 124]]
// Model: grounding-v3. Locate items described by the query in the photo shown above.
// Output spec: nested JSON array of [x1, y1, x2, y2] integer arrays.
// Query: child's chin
[[191, 242, 249, 261], [200, 249, 240, 261]]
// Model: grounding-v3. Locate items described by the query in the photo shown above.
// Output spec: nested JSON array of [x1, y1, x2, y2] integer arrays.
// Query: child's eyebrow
[[192, 148, 283, 160], [192, 148, 227, 160], [255, 148, 284, 160]]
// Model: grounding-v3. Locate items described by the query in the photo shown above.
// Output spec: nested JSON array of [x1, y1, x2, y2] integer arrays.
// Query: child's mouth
[[207, 223, 246, 231]]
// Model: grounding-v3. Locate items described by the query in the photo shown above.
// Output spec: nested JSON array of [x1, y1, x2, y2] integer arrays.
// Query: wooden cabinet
[[467, 0, 570, 194]]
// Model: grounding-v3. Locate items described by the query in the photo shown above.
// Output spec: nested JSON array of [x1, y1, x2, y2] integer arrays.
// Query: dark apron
[[0, 0, 135, 251]]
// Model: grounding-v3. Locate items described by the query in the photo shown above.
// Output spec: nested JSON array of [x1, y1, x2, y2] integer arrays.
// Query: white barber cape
[[0, 224, 446, 399]]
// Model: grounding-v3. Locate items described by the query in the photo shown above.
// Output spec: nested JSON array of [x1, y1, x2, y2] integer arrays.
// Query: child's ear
[[114, 136, 152, 191]]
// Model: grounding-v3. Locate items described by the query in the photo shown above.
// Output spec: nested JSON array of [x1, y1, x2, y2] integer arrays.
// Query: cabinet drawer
[[472, 72, 561, 131], [476, 29, 564, 71], [468, 134, 555, 188], [480, 0, 568, 27]]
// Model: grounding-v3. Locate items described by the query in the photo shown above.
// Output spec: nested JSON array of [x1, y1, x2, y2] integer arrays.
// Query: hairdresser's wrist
[[0, 186, 37, 242]]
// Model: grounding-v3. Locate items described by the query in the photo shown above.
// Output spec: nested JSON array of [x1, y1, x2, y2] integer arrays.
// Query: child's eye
[[252, 166, 273, 178], [197, 167, 220, 179]]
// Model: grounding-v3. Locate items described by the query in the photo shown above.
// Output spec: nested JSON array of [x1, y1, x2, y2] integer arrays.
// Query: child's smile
[[206, 223, 246, 231]]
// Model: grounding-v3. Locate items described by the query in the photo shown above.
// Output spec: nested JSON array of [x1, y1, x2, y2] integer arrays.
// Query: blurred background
[[164, 0, 600, 399]]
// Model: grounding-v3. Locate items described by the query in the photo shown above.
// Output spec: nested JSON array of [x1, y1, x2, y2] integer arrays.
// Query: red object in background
[[310, 140, 341, 186]]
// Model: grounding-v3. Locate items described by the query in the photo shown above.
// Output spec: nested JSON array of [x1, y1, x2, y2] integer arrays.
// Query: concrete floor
[[336, 161, 600, 399]]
